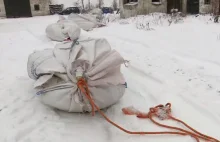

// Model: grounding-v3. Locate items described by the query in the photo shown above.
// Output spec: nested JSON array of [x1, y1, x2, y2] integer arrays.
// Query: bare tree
[[88, 0, 91, 10], [98, 0, 104, 8], [81, 0, 85, 10], [74, 0, 80, 7], [95, 3, 99, 8], [112, 0, 118, 11], [85, 0, 95, 12]]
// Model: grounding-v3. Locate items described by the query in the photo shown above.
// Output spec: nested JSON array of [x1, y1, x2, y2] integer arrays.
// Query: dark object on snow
[[102, 7, 114, 14], [214, 16, 219, 23], [49, 4, 64, 15], [59, 7, 80, 15], [116, 8, 120, 14]]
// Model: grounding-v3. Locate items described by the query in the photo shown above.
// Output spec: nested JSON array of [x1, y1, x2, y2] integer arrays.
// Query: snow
[[0, 14, 220, 142]]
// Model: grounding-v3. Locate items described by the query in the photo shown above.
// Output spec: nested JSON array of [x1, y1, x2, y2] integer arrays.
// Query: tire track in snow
[[123, 64, 165, 105], [15, 121, 43, 142], [179, 94, 220, 124], [172, 52, 220, 71], [126, 62, 163, 84], [100, 33, 151, 49], [100, 31, 220, 75]]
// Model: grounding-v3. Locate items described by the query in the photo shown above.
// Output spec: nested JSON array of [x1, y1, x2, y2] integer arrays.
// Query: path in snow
[[0, 15, 220, 142]]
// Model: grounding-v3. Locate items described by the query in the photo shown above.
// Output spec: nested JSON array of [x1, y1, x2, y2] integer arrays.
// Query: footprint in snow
[[198, 66, 205, 70], [174, 69, 185, 75], [207, 84, 213, 89]]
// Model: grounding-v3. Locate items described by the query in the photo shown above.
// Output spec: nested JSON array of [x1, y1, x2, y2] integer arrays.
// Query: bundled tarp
[[89, 8, 103, 21], [45, 14, 106, 41], [45, 21, 81, 42], [67, 13, 105, 31], [27, 35, 126, 112]]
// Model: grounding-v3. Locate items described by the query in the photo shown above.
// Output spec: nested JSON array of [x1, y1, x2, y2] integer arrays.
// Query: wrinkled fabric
[[90, 8, 103, 21], [45, 21, 81, 42], [67, 14, 104, 31], [27, 37, 126, 112]]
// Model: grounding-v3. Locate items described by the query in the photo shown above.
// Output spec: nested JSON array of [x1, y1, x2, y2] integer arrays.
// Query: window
[[124, 0, 138, 4], [152, 0, 160, 2], [204, 0, 210, 4], [152, 0, 161, 4], [34, 4, 40, 11]]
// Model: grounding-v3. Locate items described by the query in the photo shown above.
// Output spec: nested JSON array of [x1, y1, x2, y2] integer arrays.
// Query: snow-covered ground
[[0, 14, 220, 142]]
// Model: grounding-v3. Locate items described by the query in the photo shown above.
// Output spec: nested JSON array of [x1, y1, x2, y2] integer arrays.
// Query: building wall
[[0, 0, 6, 17], [182, 0, 187, 14], [120, 0, 167, 18], [120, 0, 216, 18], [0, 0, 50, 17], [119, 0, 141, 18], [199, 0, 212, 13], [145, 0, 167, 14], [30, 0, 50, 16]]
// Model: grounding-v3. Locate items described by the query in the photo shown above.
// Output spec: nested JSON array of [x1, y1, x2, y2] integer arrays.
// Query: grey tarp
[[27, 37, 126, 112]]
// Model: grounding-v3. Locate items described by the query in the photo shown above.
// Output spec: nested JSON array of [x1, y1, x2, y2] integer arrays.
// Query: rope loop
[[77, 78, 220, 142]]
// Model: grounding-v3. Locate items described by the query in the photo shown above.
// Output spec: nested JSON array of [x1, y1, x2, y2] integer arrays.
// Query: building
[[0, 0, 50, 18], [119, 0, 215, 18]]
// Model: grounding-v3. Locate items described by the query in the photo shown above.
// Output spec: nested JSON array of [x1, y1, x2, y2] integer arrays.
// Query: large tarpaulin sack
[[27, 37, 126, 112], [67, 13, 105, 31], [45, 21, 81, 42], [90, 8, 103, 21]]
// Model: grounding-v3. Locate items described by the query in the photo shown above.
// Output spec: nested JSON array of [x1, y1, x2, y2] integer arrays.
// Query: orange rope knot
[[77, 78, 96, 116], [153, 103, 171, 120], [77, 78, 220, 142]]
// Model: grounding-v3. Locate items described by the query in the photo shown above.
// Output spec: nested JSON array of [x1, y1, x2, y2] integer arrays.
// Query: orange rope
[[77, 78, 219, 142]]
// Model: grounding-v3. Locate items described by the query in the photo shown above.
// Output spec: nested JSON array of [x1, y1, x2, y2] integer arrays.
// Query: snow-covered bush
[[168, 9, 184, 26], [100, 13, 120, 24], [119, 13, 180, 30], [193, 14, 215, 24], [136, 22, 154, 31], [117, 13, 185, 31]]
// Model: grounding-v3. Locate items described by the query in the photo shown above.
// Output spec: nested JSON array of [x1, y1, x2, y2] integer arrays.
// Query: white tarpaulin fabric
[[27, 37, 126, 112], [46, 14, 105, 42], [90, 8, 103, 21], [45, 21, 81, 42], [67, 14, 105, 31]]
